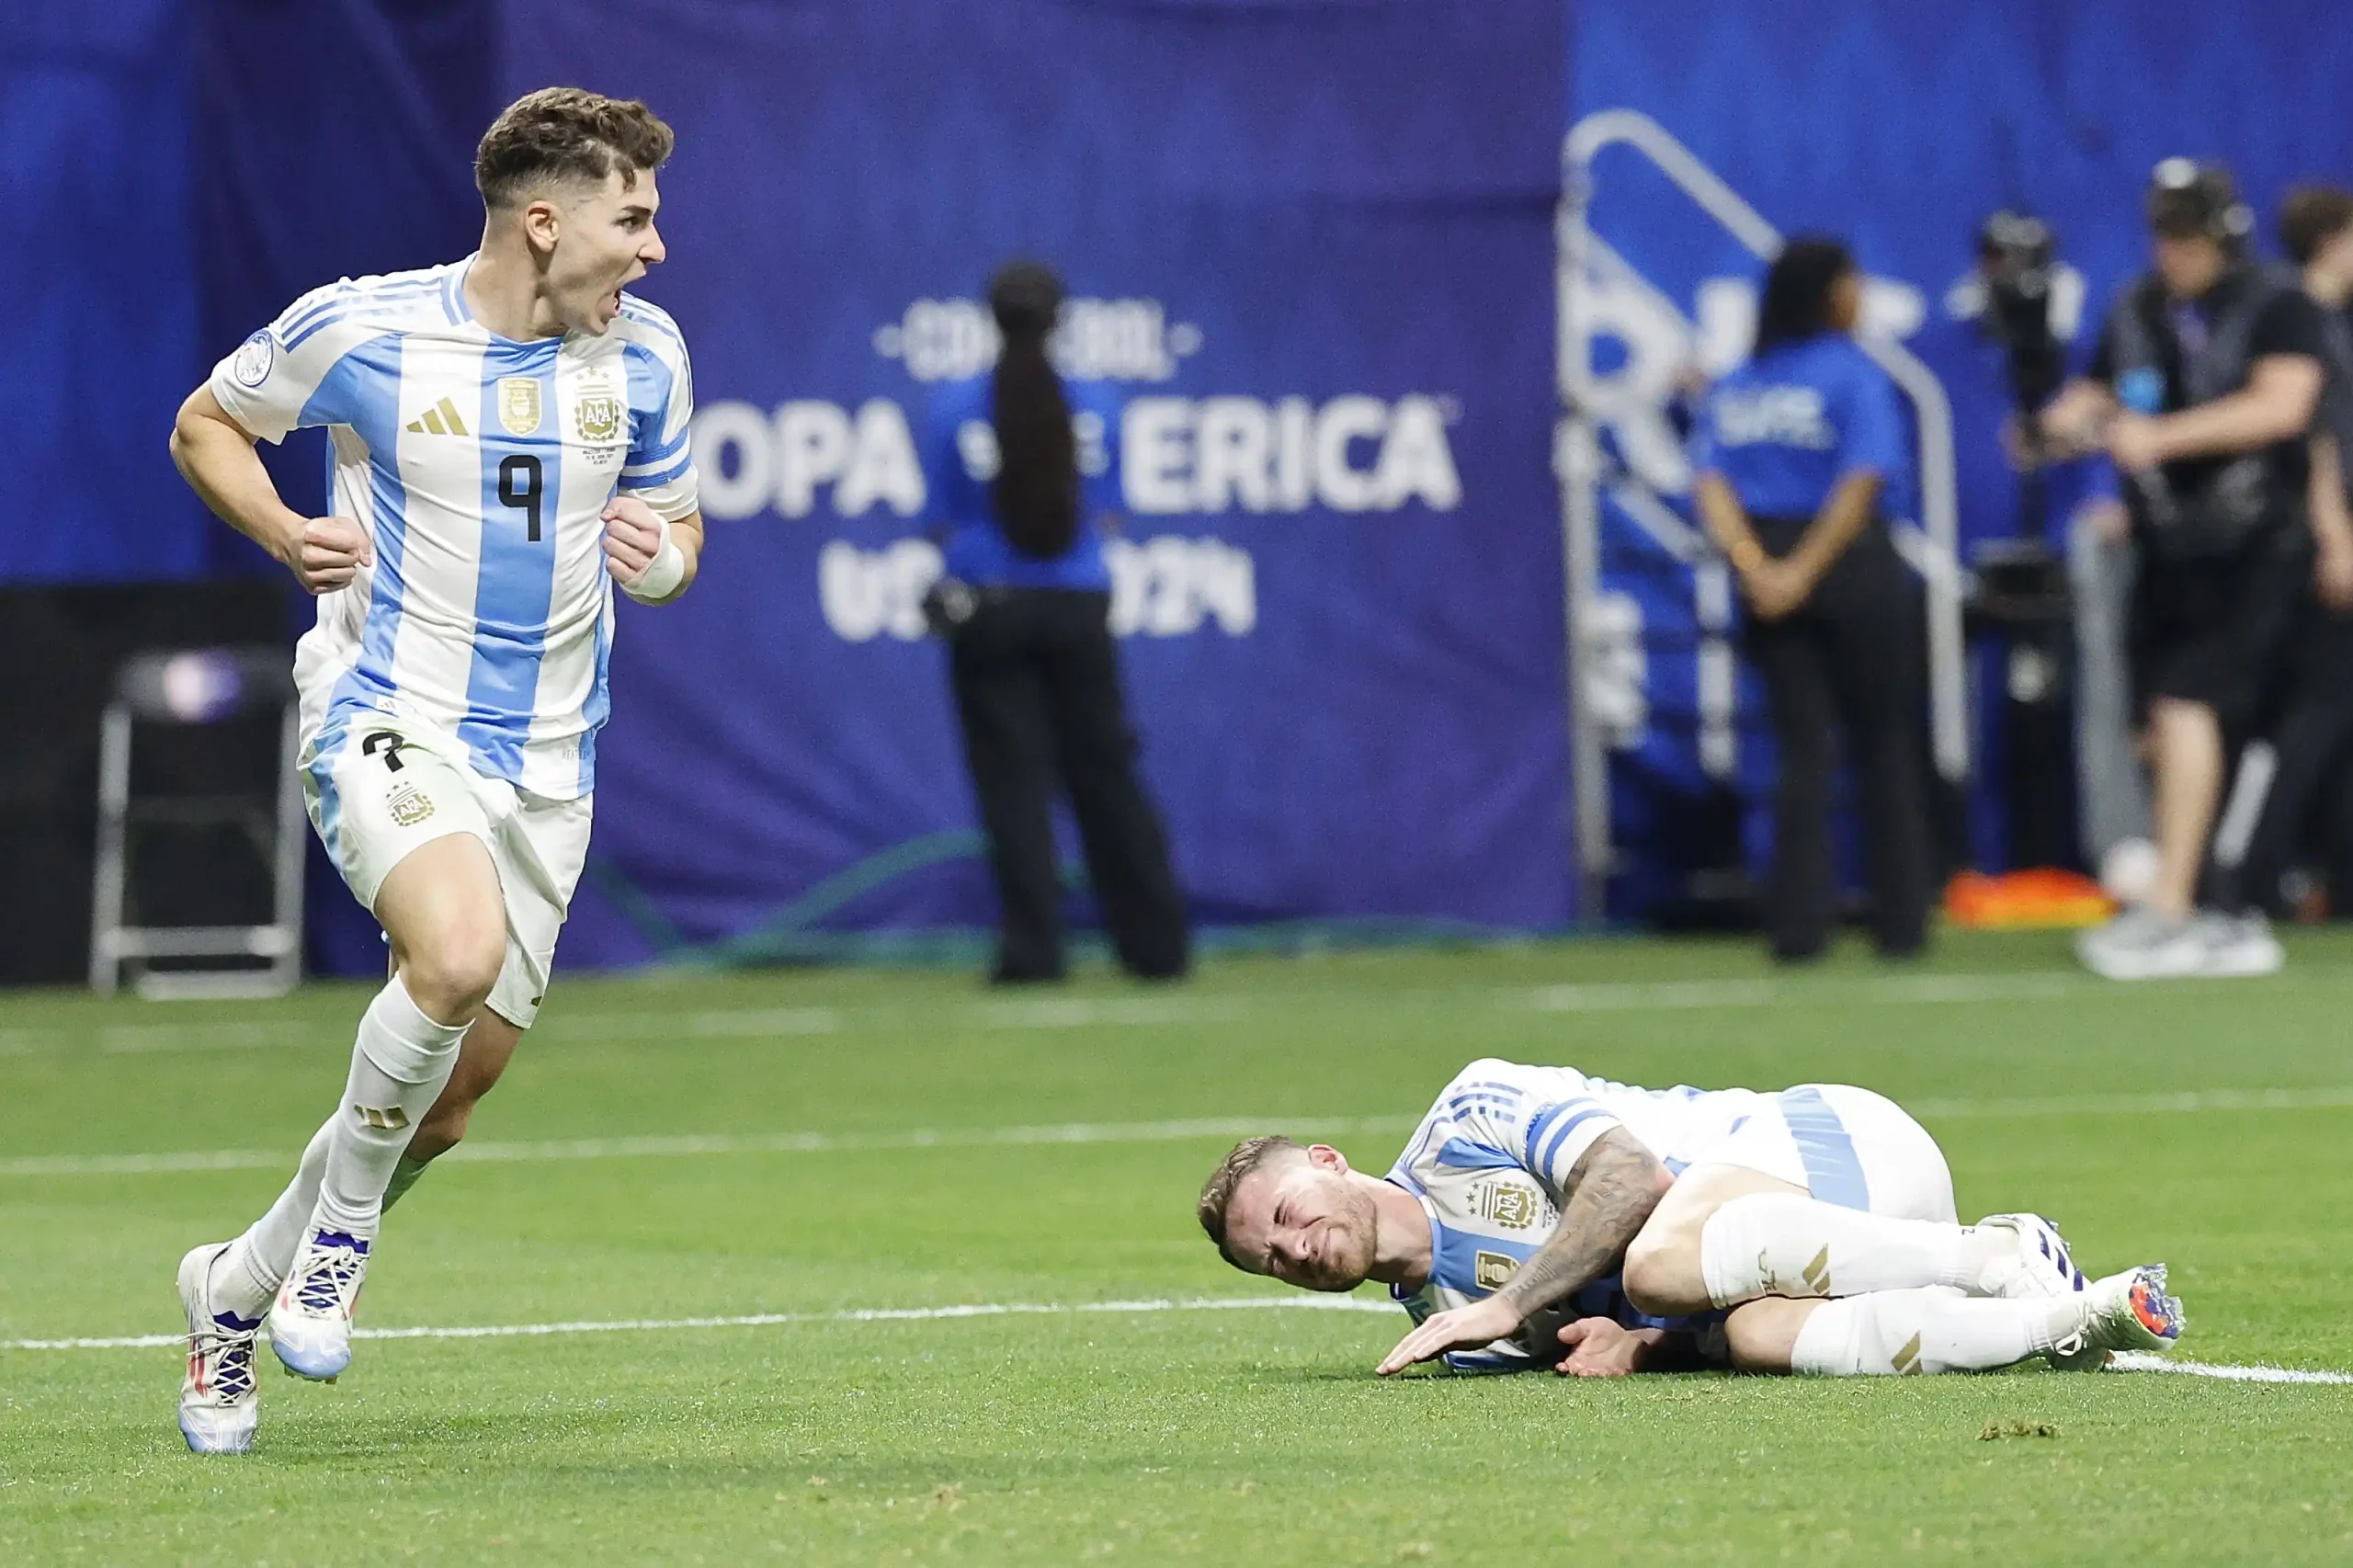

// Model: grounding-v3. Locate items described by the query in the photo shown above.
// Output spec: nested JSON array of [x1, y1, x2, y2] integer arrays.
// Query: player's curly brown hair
[[475, 87, 675, 210], [1196, 1136, 1304, 1267]]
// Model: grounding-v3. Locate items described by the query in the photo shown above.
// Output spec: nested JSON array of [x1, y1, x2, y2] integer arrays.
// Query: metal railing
[[1560, 108, 1970, 921]]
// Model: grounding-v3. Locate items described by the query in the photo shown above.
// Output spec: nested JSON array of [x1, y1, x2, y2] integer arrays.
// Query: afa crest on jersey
[[1470, 1178, 1546, 1230], [574, 391, 624, 445]]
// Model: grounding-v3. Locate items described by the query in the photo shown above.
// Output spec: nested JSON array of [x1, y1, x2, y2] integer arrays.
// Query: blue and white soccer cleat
[[1973, 1212, 2088, 1300], [2048, 1263, 2184, 1370], [268, 1225, 370, 1381], [176, 1244, 262, 1454]]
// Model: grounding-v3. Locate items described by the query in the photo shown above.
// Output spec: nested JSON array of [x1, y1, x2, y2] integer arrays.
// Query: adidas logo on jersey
[[405, 397, 471, 437]]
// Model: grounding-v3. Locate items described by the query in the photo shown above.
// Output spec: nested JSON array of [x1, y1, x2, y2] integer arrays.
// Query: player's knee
[[1620, 1229, 1689, 1316], [403, 926, 505, 1021]]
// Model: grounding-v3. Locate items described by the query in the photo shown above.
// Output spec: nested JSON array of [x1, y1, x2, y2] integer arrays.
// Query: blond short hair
[[1196, 1136, 1304, 1266]]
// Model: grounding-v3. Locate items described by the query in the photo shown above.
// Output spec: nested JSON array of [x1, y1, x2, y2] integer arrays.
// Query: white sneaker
[[1970, 1213, 2086, 1300], [2075, 906, 2204, 980], [268, 1224, 370, 1381], [2048, 1264, 2184, 1370], [176, 1244, 262, 1454], [2194, 911, 2284, 978]]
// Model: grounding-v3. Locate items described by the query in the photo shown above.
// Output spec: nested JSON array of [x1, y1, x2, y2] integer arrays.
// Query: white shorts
[[1683, 1084, 1956, 1224], [301, 713, 592, 1030]]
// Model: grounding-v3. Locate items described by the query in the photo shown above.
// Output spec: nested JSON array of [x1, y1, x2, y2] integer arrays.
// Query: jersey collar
[[443, 256, 476, 326]]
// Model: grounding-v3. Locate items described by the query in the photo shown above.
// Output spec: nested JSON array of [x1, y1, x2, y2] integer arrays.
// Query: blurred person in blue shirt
[[920, 261, 1188, 984], [1692, 237, 1932, 962]]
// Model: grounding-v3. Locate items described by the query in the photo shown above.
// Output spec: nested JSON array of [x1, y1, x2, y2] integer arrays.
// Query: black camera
[[1976, 210, 2067, 420]]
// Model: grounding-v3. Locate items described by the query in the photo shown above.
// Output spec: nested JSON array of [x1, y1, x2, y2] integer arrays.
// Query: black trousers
[[947, 587, 1190, 982], [2234, 608, 2353, 915], [1742, 519, 1933, 960]]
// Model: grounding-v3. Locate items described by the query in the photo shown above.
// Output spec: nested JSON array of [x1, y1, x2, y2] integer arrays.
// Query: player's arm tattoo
[[1495, 1127, 1667, 1321]]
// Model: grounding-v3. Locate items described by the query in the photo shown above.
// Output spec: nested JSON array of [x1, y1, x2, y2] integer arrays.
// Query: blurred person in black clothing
[[2036, 161, 2326, 979], [1692, 238, 1931, 962], [919, 262, 1189, 983], [2232, 187, 2353, 916]]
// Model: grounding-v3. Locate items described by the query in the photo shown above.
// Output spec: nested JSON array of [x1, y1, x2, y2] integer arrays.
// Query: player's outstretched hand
[[601, 494, 665, 588], [1376, 1296, 1520, 1376], [1553, 1316, 1641, 1378], [290, 516, 372, 596]]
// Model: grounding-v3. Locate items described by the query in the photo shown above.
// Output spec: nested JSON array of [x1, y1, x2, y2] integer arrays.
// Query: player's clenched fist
[[287, 516, 373, 596], [601, 494, 690, 603], [599, 494, 665, 586]]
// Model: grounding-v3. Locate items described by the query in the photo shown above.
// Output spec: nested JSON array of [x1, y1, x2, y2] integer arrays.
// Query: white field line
[[2108, 1352, 2353, 1385], [1522, 972, 2089, 1011], [1909, 1086, 2353, 1119], [545, 1006, 845, 1042], [4, 1294, 1395, 1352], [0, 1114, 1426, 1178], [0, 997, 1225, 1056], [7, 1300, 2346, 1386], [7, 965, 2353, 1057], [99, 1022, 330, 1054], [975, 996, 1246, 1029], [7, 1084, 2352, 1180]]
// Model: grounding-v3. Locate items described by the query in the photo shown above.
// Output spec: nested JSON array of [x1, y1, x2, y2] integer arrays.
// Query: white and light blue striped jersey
[[208, 256, 700, 800], [1384, 1058, 1760, 1370]]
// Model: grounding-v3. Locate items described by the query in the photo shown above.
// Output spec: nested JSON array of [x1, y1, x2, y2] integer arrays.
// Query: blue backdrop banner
[[1565, 0, 2353, 906], [498, 0, 1572, 960], [54, 0, 2353, 962], [6, 0, 200, 583]]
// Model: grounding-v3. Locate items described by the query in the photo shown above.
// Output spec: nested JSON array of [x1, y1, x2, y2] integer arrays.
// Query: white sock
[[1699, 1193, 2001, 1309], [1789, 1286, 2067, 1375], [312, 976, 469, 1239], [210, 1120, 333, 1319]]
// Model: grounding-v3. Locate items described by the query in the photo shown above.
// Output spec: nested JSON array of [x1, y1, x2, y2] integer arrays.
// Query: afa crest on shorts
[[386, 782, 437, 827], [498, 377, 543, 437]]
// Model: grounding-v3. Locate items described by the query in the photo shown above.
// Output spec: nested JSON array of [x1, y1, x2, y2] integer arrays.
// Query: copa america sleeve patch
[[231, 330, 276, 389]]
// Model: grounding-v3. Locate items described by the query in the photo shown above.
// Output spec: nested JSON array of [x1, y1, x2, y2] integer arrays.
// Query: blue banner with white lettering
[[503, 0, 1571, 958]]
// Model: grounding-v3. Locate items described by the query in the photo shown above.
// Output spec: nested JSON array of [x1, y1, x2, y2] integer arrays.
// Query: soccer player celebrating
[[165, 88, 702, 1453], [1198, 1059, 2185, 1379]]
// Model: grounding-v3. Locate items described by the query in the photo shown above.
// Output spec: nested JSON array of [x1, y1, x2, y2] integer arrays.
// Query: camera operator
[[2037, 161, 2327, 979], [1970, 213, 2144, 882], [2232, 187, 2353, 916]]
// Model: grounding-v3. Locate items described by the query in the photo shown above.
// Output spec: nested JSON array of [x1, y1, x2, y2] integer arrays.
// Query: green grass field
[[4, 931, 2351, 1564]]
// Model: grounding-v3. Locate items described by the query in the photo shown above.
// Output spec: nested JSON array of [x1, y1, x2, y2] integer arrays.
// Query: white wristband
[[621, 515, 688, 603]]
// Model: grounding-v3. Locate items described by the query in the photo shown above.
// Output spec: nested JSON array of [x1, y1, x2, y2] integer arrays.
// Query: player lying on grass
[[165, 88, 701, 1454], [1197, 1059, 2183, 1377]]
